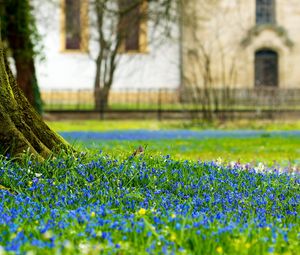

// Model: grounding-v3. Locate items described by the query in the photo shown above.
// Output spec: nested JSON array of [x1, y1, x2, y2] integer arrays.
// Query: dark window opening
[[119, 0, 142, 51], [255, 49, 278, 87], [256, 0, 276, 24], [65, 0, 81, 50]]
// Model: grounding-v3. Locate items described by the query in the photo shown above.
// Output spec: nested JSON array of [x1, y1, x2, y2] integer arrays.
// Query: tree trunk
[[0, 47, 71, 161], [100, 86, 110, 109], [94, 86, 110, 111], [4, 0, 43, 113], [12, 54, 36, 106], [94, 87, 101, 111]]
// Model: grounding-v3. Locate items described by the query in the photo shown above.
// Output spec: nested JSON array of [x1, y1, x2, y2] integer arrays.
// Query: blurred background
[[1, 0, 300, 120], [1, 0, 300, 166]]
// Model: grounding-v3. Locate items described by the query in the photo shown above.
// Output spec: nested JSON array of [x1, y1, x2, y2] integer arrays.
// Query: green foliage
[[1, 0, 42, 58], [1, 0, 43, 113]]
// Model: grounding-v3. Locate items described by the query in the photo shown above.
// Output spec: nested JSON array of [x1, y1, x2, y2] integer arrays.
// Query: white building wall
[[34, 1, 180, 91]]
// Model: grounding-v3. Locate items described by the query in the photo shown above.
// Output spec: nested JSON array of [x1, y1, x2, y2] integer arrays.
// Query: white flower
[[255, 162, 265, 173], [26, 251, 36, 255], [35, 173, 42, 177], [63, 240, 72, 250], [229, 161, 236, 168], [79, 243, 91, 254], [42, 230, 53, 240], [0, 246, 5, 255], [216, 157, 223, 166]]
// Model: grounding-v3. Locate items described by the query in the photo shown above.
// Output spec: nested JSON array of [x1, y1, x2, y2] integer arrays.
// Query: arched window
[[255, 49, 278, 87], [256, 0, 276, 24]]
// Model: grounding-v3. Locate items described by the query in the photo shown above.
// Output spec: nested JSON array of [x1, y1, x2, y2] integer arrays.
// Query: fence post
[[99, 89, 104, 120], [137, 88, 140, 110], [157, 88, 162, 121], [99, 100, 104, 120], [77, 89, 80, 110]]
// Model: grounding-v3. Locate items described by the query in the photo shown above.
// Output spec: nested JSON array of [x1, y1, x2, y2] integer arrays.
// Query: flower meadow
[[59, 130, 300, 141], [59, 130, 300, 167], [0, 151, 299, 255]]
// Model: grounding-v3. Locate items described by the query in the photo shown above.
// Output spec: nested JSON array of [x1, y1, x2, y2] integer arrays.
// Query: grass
[[75, 136, 300, 167], [43, 102, 300, 111], [47, 119, 300, 132], [0, 152, 299, 254], [47, 119, 300, 167], [1, 120, 299, 254]]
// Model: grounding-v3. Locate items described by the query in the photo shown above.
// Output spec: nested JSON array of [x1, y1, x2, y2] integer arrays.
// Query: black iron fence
[[42, 87, 300, 110], [42, 88, 179, 111]]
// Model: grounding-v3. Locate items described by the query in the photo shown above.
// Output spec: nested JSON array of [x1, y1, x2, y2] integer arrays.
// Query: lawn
[[78, 136, 300, 167], [49, 120, 300, 167], [47, 119, 300, 132], [0, 120, 299, 254], [0, 152, 299, 254]]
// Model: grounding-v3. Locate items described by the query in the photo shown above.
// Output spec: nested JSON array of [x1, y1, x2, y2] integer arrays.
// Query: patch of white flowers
[[215, 157, 299, 175], [0, 246, 5, 255], [255, 162, 266, 173]]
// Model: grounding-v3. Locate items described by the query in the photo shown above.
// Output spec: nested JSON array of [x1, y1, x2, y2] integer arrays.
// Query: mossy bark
[[0, 47, 71, 161], [2, 0, 43, 112]]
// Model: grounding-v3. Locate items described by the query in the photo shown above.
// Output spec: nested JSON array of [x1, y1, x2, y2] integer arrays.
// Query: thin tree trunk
[[99, 86, 110, 109]]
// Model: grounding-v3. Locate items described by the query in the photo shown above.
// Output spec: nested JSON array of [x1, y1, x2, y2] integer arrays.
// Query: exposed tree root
[[0, 47, 73, 161]]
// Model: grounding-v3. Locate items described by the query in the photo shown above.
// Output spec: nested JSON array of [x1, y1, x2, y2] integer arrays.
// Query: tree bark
[[0, 47, 71, 161], [12, 54, 36, 107], [99, 86, 110, 109], [3, 0, 43, 113]]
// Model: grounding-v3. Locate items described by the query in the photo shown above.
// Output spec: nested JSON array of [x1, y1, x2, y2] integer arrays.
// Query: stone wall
[[181, 0, 300, 90]]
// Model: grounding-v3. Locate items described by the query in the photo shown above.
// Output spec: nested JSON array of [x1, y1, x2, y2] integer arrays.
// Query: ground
[[0, 119, 299, 254], [47, 119, 300, 132], [49, 119, 300, 167]]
